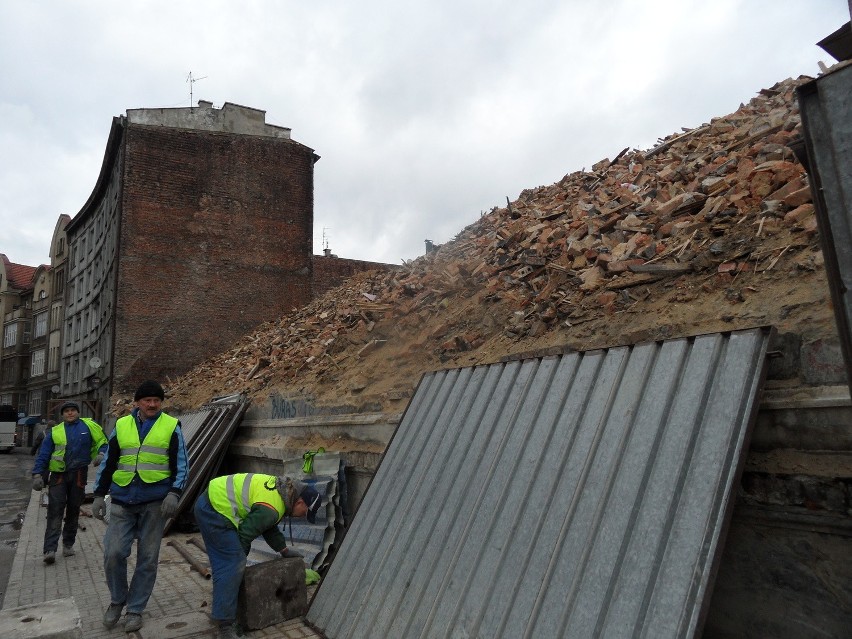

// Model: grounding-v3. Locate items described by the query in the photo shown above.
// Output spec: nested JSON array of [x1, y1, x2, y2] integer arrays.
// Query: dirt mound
[[112, 74, 835, 416]]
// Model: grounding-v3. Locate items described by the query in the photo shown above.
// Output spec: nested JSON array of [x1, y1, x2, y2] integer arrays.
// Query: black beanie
[[134, 380, 165, 401]]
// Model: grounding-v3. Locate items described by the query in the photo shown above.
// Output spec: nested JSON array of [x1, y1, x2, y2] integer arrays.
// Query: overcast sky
[[1, 1, 848, 269]]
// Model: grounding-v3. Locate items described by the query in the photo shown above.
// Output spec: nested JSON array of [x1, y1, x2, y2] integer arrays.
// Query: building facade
[[4, 101, 397, 427], [61, 101, 319, 416]]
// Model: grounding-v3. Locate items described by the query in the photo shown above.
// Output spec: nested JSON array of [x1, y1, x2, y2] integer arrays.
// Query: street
[[0, 447, 36, 609]]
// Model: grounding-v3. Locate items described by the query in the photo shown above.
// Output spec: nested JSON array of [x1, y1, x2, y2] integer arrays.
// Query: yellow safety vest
[[111, 413, 178, 486], [49, 418, 106, 472], [208, 473, 286, 529]]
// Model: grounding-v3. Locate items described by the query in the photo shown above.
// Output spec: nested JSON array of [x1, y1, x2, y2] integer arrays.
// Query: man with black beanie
[[92, 379, 189, 633]]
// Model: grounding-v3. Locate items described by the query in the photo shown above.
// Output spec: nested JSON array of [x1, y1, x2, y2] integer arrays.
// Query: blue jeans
[[43, 468, 87, 553], [194, 491, 245, 623], [103, 500, 165, 614]]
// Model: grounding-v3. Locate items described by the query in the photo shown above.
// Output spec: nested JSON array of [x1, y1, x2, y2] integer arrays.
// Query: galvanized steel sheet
[[307, 328, 771, 638]]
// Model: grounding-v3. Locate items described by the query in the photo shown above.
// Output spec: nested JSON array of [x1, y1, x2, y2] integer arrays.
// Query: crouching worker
[[193, 473, 322, 639]]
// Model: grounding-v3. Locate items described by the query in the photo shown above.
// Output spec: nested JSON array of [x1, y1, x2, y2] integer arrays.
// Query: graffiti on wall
[[270, 393, 316, 419]]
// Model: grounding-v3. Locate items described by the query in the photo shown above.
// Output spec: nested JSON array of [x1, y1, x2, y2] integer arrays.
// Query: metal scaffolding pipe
[[166, 540, 211, 579]]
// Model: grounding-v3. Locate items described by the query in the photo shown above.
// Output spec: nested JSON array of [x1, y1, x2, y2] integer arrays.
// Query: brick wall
[[312, 255, 399, 299], [113, 123, 316, 390]]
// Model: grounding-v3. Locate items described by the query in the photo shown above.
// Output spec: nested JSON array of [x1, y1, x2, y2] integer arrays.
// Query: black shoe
[[103, 602, 124, 628], [124, 612, 143, 632], [43, 551, 55, 564]]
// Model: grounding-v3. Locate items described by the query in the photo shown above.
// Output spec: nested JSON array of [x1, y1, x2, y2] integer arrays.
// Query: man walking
[[31, 401, 107, 564], [92, 380, 189, 633], [193, 473, 322, 639]]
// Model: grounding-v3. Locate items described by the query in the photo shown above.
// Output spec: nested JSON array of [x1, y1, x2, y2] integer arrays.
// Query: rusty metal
[[166, 540, 211, 579], [187, 536, 207, 554]]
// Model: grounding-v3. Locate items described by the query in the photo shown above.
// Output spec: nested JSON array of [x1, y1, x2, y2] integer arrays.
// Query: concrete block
[[801, 337, 848, 385], [0, 597, 82, 639], [237, 557, 307, 630]]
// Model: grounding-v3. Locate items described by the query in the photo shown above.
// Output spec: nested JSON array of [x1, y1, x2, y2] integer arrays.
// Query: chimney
[[323, 248, 332, 257], [425, 239, 434, 253]]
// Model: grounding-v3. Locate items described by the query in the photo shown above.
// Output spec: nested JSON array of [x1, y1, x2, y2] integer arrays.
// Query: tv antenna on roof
[[322, 227, 331, 251], [186, 71, 208, 106]]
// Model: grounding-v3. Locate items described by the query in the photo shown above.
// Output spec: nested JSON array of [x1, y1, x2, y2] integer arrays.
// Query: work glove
[[32, 475, 44, 491], [92, 453, 104, 467], [161, 492, 179, 519], [92, 496, 106, 520]]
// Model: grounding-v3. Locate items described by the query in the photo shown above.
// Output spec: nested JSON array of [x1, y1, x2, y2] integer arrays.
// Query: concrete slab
[[0, 597, 82, 639], [126, 609, 216, 638], [237, 557, 307, 630]]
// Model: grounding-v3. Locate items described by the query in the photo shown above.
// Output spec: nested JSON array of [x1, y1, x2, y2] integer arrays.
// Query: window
[[28, 392, 42, 417], [34, 312, 48, 339], [55, 268, 65, 295], [51, 305, 62, 331], [31, 350, 45, 377], [3, 324, 17, 347], [48, 346, 60, 373]]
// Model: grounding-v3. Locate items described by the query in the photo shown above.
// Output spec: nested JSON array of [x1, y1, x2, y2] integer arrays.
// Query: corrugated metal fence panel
[[797, 64, 852, 393], [307, 328, 771, 639]]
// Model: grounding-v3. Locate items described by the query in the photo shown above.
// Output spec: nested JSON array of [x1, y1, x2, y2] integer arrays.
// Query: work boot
[[124, 612, 143, 632], [62, 545, 75, 557], [217, 622, 240, 639], [102, 602, 124, 628], [43, 551, 55, 564]]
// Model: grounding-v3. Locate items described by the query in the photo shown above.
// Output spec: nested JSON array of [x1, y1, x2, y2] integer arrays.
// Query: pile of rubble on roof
[[123, 74, 833, 415]]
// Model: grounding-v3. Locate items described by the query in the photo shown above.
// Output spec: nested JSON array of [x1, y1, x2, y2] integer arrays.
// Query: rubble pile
[[119, 75, 835, 415]]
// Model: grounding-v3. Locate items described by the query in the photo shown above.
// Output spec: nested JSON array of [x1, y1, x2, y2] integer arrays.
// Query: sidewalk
[[2, 490, 322, 638]]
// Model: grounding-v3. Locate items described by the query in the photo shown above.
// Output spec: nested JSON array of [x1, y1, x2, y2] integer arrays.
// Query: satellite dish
[[89, 356, 102, 370]]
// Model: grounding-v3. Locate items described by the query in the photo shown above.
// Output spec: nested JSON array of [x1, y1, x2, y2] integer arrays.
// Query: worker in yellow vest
[[91, 379, 189, 634], [193, 473, 322, 639], [31, 400, 107, 564]]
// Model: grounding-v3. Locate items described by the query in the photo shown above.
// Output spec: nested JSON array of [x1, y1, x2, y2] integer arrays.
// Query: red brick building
[[58, 101, 390, 415]]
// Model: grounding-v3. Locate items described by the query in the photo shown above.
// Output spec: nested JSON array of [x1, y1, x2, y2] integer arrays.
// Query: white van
[[0, 405, 17, 452]]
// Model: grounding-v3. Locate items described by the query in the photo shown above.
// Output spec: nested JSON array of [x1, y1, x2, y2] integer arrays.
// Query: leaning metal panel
[[307, 328, 772, 639], [797, 64, 852, 392]]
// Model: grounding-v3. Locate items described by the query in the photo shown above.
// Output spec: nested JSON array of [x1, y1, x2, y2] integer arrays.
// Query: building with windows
[[0, 216, 70, 430], [3, 101, 395, 427], [0, 255, 37, 413]]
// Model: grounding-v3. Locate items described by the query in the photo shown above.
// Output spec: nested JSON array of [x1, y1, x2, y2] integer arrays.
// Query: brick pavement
[[4, 490, 322, 638]]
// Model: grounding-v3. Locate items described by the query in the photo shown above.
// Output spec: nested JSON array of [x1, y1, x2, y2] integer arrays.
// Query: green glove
[[305, 569, 321, 585]]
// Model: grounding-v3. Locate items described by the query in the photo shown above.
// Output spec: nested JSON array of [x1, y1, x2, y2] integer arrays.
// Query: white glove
[[92, 453, 104, 467], [92, 496, 106, 520], [32, 476, 44, 491], [161, 492, 179, 519]]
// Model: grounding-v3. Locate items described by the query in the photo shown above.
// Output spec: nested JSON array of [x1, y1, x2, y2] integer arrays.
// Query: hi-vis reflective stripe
[[117, 461, 169, 471], [225, 473, 255, 521], [51, 445, 66, 464], [140, 445, 167, 454], [116, 444, 169, 472]]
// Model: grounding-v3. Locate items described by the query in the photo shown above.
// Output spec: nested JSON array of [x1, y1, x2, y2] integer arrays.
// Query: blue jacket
[[94, 408, 189, 505], [32, 420, 108, 476]]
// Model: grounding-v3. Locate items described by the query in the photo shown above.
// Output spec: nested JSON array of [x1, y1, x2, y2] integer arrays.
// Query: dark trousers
[[43, 468, 87, 553]]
